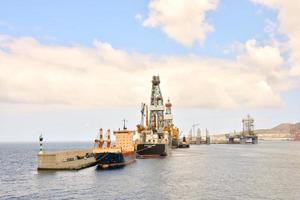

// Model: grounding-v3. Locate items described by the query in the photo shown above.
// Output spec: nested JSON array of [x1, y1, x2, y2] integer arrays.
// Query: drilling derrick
[[149, 76, 165, 135], [242, 114, 254, 136]]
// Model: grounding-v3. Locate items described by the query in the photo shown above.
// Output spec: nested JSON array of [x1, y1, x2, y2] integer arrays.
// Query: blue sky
[[0, 0, 277, 55], [0, 0, 299, 141]]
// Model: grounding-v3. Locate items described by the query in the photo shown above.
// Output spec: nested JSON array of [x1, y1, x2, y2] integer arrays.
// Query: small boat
[[93, 128, 136, 169], [178, 136, 190, 148]]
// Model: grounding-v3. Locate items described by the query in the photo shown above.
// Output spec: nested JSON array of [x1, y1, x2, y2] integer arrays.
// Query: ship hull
[[136, 143, 168, 158], [94, 151, 135, 169], [178, 143, 190, 148]]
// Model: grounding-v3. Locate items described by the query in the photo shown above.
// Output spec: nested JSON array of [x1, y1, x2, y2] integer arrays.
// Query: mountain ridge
[[256, 122, 300, 133]]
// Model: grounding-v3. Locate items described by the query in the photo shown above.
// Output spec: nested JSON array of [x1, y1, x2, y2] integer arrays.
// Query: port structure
[[37, 135, 96, 170], [241, 114, 258, 143], [193, 127, 210, 145], [227, 114, 258, 144], [192, 123, 200, 137], [195, 128, 201, 144], [205, 128, 210, 144], [189, 123, 199, 144]]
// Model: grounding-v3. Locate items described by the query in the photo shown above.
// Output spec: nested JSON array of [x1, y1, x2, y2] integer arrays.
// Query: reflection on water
[[1, 141, 300, 199]]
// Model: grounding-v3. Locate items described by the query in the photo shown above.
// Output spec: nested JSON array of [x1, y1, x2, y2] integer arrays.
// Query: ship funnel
[[106, 129, 111, 148], [99, 128, 104, 148]]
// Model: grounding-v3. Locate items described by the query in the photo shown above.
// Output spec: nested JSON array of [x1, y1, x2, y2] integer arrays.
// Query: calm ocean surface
[[1, 141, 300, 200]]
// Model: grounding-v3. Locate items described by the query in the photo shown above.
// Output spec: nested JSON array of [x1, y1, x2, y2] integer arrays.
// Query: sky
[[0, 0, 299, 142]]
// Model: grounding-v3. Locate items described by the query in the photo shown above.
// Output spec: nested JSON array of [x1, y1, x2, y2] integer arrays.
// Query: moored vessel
[[136, 76, 178, 158], [178, 136, 190, 148], [136, 129, 169, 158], [93, 127, 136, 169]]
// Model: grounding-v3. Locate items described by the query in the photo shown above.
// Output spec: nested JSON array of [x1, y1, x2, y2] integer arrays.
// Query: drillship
[[136, 75, 179, 158], [93, 126, 136, 169]]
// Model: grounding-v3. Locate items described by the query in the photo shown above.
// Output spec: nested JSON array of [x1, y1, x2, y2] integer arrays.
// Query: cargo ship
[[93, 127, 135, 169]]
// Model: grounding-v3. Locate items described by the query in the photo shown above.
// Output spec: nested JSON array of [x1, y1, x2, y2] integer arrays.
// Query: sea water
[[1, 141, 300, 200]]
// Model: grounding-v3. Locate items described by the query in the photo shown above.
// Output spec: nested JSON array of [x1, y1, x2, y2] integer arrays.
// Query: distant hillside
[[271, 122, 300, 132], [213, 122, 300, 141], [255, 122, 300, 134]]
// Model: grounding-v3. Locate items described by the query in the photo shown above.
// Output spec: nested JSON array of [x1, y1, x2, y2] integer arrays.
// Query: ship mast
[[242, 114, 254, 136], [122, 118, 127, 130]]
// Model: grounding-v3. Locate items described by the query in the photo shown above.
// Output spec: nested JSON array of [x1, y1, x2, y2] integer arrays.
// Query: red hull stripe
[[99, 159, 136, 168], [122, 151, 135, 157], [136, 154, 166, 159]]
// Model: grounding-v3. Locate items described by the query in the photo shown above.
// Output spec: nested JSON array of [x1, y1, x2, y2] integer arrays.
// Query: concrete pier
[[37, 148, 97, 170]]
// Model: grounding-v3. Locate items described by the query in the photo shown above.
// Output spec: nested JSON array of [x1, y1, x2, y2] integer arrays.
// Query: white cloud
[[238, 39, 294, 92], [252, 0, 300, 76], [0, 35, 293, 109], [142, 0, 218, 46], [264, 19, 277, 37], [135, 14, 143, 21]]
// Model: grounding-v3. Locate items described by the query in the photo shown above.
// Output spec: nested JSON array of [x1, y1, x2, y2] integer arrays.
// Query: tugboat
[[93, 125, 136, 169], [178, 136, 190, 148]]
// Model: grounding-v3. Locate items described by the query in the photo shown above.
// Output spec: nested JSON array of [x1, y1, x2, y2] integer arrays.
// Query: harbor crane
[[140, 103, 146, 125]]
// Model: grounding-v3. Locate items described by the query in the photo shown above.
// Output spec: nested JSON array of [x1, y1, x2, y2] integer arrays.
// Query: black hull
[[178, 143, 190, 148], [94, 152, 135, 169], [136, 143, 168, 158]]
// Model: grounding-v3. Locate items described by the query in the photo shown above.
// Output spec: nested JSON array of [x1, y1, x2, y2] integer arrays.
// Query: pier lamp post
[[39, 134, 44, 154]]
